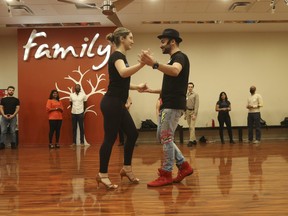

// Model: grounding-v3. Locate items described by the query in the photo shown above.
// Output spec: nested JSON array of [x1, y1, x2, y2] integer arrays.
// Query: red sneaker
[[147, 168, 173, 187], [173, 161, 193, 183]]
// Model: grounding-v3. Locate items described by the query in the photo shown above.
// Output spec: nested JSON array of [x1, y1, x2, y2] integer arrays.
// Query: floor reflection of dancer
[[48, 150, 62, 204], [59, 147, 97, 213], [184, 146, 200, 199], [217, 146, 233, 196], [0, 149, 19, 211], [248, 145, 266, 200], [149, 184, 195, 214]]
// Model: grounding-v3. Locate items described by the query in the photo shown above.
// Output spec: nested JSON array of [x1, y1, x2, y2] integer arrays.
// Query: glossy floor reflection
[[0, 140, 288, 215]]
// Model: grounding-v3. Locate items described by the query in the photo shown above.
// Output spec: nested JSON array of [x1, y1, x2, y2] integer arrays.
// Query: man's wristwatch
[[152, 62, 159, 69]]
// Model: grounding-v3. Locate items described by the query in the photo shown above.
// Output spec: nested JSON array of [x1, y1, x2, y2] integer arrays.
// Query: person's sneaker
[[0, 143, 5, 150], [147, 168, 173, 187], [11, 142, 17, 149], [118, 142, 124, 146], [173, 161, 193, 183], [187, 141, 193, 147], [187, 140, 197, 147], [83, 143, 90, 146], [253, 140, 260, 144]]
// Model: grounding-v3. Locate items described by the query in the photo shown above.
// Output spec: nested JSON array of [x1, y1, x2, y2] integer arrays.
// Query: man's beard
[[8, 92, 13, 96], [162, 44, 171, 54]]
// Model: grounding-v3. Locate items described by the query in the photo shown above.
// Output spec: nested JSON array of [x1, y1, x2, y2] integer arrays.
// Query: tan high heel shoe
[[96, 173, 118, 189], [120, 167, 140, 184]]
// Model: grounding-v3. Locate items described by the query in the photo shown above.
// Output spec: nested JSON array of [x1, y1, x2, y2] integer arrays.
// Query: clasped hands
[[138, 49, 156, 67], [136, 49, 158, 93], [3, 114, 14, 119]]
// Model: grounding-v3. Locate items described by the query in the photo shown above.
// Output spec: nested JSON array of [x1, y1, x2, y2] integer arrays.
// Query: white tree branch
[[55, 66, 107, 115], [87, 73, 106, 98], [71, 66, 90, 91], [55, 82, 73, 95], [85, 105, 97, 116]]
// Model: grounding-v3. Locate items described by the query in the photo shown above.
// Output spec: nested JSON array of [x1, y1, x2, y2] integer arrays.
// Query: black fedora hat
[[157, 28, 182, 43]]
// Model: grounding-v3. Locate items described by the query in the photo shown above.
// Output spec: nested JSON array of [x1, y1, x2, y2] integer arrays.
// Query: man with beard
[[0, 86, 20, 149], [140, 29, 193, 187], [70, 84, 87, 146], [246, 86, 263, 144]]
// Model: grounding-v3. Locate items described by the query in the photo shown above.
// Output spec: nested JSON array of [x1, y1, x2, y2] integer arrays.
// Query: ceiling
[[1, 0, 288, 35]]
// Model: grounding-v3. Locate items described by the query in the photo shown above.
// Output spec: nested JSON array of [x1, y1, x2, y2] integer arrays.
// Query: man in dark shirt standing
[[0, 86, 20, 149], [141, 29, 193, 187]]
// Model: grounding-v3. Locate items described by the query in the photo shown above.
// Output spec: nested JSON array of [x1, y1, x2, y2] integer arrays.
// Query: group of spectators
[[185, 85, 263, 145]]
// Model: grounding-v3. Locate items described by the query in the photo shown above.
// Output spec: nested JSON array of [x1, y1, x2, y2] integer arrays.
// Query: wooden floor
[[0, 140, 288, 216]]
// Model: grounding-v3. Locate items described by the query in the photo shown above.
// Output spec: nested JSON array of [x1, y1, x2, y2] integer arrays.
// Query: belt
[[186, 108, 194, 111]]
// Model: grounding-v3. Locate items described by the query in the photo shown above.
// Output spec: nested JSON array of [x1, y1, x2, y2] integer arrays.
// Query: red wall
[[18, 27, 115, 146]]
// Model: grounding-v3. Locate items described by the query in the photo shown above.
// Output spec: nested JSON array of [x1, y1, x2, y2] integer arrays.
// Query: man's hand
[[140, 49, 155, 67], [247, 105, 253, 109], [4, 114, 11, 119], [192, 115, 197, 120], [137, 83, 148, 92]]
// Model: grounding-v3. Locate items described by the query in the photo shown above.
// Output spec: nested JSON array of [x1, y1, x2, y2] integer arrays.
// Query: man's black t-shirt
[[105, 51, 130, 103], [0, 97, 20, 115], [161, 51, 189, 110]]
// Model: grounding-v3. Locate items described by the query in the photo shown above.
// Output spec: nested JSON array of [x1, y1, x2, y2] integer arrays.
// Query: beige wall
[[1, 31, 288, 128], [128, 32, 288, 128], [0, 34, 18, 96]]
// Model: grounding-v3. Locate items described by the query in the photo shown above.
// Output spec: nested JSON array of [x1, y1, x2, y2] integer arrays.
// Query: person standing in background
[[46, 90, 64, 149], [70, 84, 87, 146], [247, 86, 263, 144], [0, 86, 20, 149], [185, 82, 199, 147], [215, 92, 234, 144]]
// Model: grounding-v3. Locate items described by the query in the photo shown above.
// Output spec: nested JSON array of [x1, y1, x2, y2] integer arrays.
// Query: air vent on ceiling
[[229, 2, 251, 12], [142, 20, 288, 25], [6, 22, 101, 28], [75, 3, 97, 9], [9, 5, 34, 16]]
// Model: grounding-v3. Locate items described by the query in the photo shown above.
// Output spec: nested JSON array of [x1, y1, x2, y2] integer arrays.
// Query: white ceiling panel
[[184, 2, 210, 13], [0, 0, 288, 35]]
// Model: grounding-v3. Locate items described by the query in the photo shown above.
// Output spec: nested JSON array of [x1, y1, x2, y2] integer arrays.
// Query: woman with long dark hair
[[215, 92, 235, 144], [97, 27, 146, 189], [46, 90, 63, 149]]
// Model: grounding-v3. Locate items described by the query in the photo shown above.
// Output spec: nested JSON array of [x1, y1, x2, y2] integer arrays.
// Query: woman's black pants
[[99, 95, 138, 173], [218, 113, 233, 143], [49, 120, 62, 143]]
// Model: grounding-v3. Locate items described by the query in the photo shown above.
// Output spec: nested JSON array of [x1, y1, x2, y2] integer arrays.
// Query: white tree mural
[[55, 66, 106, 145]]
